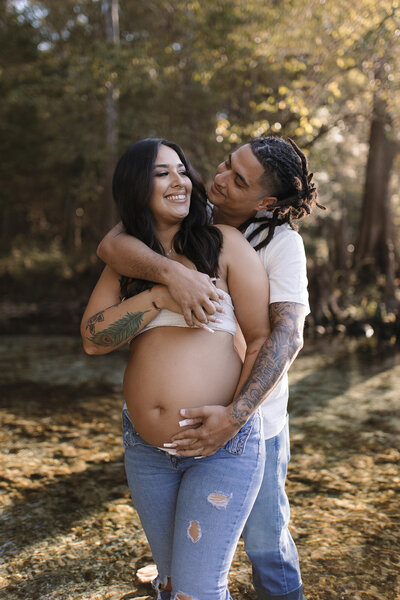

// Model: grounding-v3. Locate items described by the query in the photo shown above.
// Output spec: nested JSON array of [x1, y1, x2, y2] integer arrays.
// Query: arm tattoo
[[231, 302, 305, 427], [86, 307, 117, 336], [86, 309, 151, 347]]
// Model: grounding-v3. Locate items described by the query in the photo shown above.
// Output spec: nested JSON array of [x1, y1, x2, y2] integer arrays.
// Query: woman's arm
[[97, 223, 225, 325], [80, 266, 176, 355], [220, 225, 270, 399]]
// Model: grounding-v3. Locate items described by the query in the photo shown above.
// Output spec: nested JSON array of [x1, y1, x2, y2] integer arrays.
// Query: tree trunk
[[329, 210, 349, 271], [355, 93, 399, 310], [101, 0, 120, 234]]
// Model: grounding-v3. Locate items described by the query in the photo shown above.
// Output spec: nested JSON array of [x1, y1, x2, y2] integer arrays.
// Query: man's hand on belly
[[169, 405, 240, 457]]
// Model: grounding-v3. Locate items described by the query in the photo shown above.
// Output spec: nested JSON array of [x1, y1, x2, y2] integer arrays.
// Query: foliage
[[0, 0, 399, 329]]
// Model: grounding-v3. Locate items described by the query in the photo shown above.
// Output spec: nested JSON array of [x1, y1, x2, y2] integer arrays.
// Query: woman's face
[[150, 145, 192, 227]]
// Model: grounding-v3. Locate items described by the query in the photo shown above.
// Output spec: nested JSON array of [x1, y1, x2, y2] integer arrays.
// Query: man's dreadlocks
[[238, 136, 325, 250]]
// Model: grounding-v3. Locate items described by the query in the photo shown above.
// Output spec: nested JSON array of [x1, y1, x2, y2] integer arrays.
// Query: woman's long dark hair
[[112, 138, 222, 298]]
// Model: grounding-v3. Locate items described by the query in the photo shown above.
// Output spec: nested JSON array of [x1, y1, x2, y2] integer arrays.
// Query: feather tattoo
[[87, 310, 151, 347]]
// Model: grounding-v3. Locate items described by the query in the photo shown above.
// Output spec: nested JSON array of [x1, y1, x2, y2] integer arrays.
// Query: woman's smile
[[164, 192, 188, 202]]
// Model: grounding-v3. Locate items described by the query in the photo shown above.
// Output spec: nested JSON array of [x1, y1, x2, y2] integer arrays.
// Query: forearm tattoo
[[86, 309, 151, 347], [86, 308, 116, 336], [231, 302, 305, 427]]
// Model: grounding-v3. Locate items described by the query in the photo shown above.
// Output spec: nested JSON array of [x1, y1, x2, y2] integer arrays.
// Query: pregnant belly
[[123, 327, 242, 447]]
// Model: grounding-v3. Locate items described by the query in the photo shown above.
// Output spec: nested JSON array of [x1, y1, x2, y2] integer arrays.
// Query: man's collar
[[255, 209, 273, 219]]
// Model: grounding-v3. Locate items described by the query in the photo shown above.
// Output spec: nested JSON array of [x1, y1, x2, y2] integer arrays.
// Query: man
[[98, 136, 321, 600]]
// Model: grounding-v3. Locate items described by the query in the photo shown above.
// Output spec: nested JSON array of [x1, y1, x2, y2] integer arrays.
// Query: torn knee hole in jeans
[[207, 492, 232, 509], [187, 520, 201, 543], [175, 594, 194, 600]]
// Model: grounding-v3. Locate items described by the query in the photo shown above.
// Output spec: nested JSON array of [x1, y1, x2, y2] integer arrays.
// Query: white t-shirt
[[244, 216, 310, 440]]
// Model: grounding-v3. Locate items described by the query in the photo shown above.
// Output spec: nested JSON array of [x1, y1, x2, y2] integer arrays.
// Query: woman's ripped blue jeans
[[123, 409, 265, 600]]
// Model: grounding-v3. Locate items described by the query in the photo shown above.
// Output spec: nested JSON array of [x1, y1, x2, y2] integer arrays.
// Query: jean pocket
[[122, 409, 147, 449], [223, 414, 257, 455]]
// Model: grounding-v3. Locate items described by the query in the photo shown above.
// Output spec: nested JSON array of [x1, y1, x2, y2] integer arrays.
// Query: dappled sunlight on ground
[[0, 336, 399, 599]]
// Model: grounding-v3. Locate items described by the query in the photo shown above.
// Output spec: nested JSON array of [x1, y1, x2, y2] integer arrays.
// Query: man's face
[[208, 144, 273, 223]]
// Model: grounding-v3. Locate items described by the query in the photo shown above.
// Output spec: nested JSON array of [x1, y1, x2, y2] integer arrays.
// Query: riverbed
[[0, 335, 399, 600]]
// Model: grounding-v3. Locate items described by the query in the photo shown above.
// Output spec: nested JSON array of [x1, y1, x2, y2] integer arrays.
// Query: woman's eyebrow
[[154, 162, 185, 168]]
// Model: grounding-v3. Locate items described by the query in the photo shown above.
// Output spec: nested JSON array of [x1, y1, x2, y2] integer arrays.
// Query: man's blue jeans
[[242, 419, 305, 600], [123, 409, 265, 600]]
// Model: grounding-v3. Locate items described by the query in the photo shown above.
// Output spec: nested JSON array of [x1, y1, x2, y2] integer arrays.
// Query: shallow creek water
[[0, 335, 399, 600], [1, 334, 399, 430], [1, 333, 399, 393]]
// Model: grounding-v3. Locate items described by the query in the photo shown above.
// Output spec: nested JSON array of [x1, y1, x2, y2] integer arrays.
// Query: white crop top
[[137, 288, 237, 337]]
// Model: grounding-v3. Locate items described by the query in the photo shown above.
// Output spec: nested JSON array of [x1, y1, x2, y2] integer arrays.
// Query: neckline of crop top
[[137, 288, 236, 337]]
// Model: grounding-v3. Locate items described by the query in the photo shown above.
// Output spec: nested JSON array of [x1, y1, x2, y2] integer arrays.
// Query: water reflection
[[289, 337, 399, 417], [1, 335, 398, 415], [1, 335, 398, 388], [0, 335, 400, 396], [0, 335, 128, 390]]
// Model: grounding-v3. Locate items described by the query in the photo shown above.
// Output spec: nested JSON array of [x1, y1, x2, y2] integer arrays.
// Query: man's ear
[[257, 195, 277, 211]]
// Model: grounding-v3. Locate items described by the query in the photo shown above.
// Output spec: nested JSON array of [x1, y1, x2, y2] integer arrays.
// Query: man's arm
[[97, 223, 225, 325], [229, 301, 305, 426], [171, 301, 306, 456]]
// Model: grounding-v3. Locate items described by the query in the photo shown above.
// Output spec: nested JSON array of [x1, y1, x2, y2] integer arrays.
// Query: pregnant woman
[[81, 138, 270, 600]]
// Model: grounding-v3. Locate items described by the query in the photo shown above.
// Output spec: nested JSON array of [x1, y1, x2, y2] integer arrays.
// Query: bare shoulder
[[214, 225, 267, 294], [214, 223, 253, 254], [214, 223, 244, 240]]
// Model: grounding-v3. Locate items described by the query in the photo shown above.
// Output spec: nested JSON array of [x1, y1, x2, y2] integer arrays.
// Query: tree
[[354, 8, 400, 311], [1, 0, 399, 330], [102, 0, 120, 234]]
